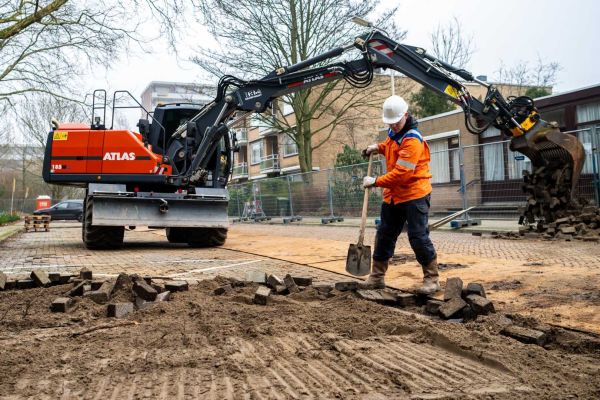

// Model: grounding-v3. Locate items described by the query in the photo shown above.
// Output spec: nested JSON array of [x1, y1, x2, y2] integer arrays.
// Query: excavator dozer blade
[[509, 122, 585, 223]]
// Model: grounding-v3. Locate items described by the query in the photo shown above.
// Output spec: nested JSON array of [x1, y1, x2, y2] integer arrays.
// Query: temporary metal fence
[[229, 126, 600, 223]]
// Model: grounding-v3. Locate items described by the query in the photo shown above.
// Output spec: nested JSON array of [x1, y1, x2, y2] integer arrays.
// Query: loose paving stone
[[59, 274, 72, 284], [48, 273, 61, 284], [135, 297, 155, 310], [15, 279, 35, 290], [466, 294, 495, 315], [335, 281, 358, 292], [253, 286, 271, 305], [425, 299, 443, 315], [85, 280, 116, 304], [214, 284, 232, 296], [396, 292, 416, 307], [133, 280, 158, 301], [91, 281, 103, 291], [444, 277, 463, 301], [379, 290, 398, 305], [156, 291, 171, 302], [266, 274, 284, 288], [164, 281, 189, 292], [31, 269, 50, 287], [501, 325, 547, 346], [50, 297, 74, 313], [356, 290, 384, 302], [107, 302, 134, 318], [439, 297, 467, 319], [68, 280, 88, 297], [465, 282, 486, 298], [313, 283, 334, 294], [79, 267, 92, 280], [274, 285, 289, 295], [462, 306, 477, 321], [245, 270, 267, 284], [0, 272, 6, 290], [292, 276, 313, 287], [151, 283, 164, 293], [283, 274, 300, 293]]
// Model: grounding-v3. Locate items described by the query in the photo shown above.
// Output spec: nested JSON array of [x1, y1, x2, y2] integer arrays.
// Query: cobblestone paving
[[0, 223, 350, 284]]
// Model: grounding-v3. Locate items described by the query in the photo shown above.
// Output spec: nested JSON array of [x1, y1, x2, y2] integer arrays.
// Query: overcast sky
[[87, 0, 600, 101]]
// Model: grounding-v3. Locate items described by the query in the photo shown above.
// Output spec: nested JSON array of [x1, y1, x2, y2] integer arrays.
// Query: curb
[[0, 225, 23, 243]]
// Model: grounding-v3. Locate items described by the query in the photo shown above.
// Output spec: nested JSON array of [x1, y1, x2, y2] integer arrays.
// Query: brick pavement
[[0, 222, 351, 284]]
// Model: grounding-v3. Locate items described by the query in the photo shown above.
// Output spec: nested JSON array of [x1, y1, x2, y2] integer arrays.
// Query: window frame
[[250, 140, 263, 165]]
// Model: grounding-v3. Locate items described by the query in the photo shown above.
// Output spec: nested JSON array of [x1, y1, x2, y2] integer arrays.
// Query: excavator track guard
[[510, 122, 585, 224]]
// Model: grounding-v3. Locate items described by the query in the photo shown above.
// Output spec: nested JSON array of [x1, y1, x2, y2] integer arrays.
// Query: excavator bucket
[[509, 122, 585, 223]]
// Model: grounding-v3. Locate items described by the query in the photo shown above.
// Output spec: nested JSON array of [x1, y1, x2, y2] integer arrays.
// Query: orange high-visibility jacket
[[374, 127, 432, 204]]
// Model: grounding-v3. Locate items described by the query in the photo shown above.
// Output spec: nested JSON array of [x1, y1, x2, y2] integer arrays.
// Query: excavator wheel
[[166, 227, 188, 243], [166, 227, 228, 247], [82, 196, 125, 250]]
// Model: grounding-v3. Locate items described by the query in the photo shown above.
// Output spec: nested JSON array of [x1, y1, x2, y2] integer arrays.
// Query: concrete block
[[16, 279, 35, 289], [253, 286, 271, 305], [425, 299, 443, 315], [151, 283, 164, 293], [0, 271, 6, 290], [334, 281, 358, 292], [156, 291, 171, 302], [68, 280, 88, 297], [462, 306, 476, 321], [50, 297, 75, 313], [59, 274, 72, 284], [313, 284, 334, 294], [107, 302, 134, 318], [214, 284, 232, 296], [114, 273, 132, 291], [439, 297, 467, 319], [133, 280, 158, 301], [31, 269, 50, 287], [465, 282, 486, 298], [356, 289, 384, 302], [48, 273, 61, 284], [560, 226, 576, 234], [443, 277, 463, 301], [79, 267, 92, 280], [143, 276, 152, 285], [283, 274, 300, 293], [245, 270, 267, 284], [292, 276, 313, 287], [85, 280, 115, 304], [396, 292, 416, 307], [164, 281, 189, 292], [266, 274, 284, 289], [378, 290, 398, 305], [466, 294, 495, 315], [501, 325, 547, 346], [4, 280, 16, 290], [274, 285, 289, 295]]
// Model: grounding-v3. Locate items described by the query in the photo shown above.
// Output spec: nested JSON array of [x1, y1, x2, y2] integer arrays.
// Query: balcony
[[260, 154, 280, 174], [258, 118, 277, 137], [231, 162, 248, 180], [234, 128, 248, 145]]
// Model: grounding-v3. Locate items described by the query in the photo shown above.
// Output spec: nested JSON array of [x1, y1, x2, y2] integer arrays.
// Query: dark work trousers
[[373, 194, 436, 265]]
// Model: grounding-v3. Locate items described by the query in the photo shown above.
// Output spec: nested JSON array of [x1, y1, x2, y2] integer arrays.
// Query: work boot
[[416, 257, 441, 295], [365, 259, 389, 289]]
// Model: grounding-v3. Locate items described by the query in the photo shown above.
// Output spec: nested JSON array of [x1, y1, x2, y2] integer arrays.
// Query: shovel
[[346, 153, 373, 276]]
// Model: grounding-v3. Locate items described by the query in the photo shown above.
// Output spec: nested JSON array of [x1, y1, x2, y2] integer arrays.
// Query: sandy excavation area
[[1, 272, 600, 399]]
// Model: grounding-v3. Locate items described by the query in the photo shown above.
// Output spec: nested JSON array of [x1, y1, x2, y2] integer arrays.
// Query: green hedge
[[0, 213, 19, 225]]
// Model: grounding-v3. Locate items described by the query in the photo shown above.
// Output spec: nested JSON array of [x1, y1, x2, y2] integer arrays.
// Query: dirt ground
[[223, 223, 600, 334], [1, 275, 600, 399]]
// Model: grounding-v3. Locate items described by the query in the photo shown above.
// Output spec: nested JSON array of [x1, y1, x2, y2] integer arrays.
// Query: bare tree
[[495, 56, 560, 96], [191, 0, 402, 172], [430, 17, 475, 69]]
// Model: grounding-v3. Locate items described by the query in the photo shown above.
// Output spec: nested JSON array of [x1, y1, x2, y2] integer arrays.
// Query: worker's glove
[[362, 176, 376, 189], [361, 144, 379, 158]]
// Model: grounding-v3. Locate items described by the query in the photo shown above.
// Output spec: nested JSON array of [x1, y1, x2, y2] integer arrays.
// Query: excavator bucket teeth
[[510, 123, 585, 223]]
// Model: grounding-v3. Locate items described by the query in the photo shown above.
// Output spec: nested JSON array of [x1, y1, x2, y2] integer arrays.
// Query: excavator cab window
[[148, 105, 202, 155]]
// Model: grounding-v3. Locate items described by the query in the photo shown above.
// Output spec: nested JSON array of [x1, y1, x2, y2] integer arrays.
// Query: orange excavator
[[43, 24, 584, 249]]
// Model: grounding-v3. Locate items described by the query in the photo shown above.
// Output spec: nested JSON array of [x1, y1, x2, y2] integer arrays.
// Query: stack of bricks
[[518, 205, 600, 242], [424, 278, 495, 321], [24, 215, 51, 232]]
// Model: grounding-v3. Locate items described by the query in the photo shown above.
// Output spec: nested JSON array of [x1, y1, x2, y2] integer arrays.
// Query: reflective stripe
[[400, 129, 423, 144], [396, 158, 416, 169]]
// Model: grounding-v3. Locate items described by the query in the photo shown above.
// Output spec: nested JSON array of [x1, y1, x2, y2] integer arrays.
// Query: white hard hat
[[382, 95, 408, 124]]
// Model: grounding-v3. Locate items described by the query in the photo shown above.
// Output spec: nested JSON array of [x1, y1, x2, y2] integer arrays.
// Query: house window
[[507, 148, 532, 179], [577, 102, 600, 124], [427, 132, 460, 184], [281, 97, 294, 116], [576, 126, 595, 174], [250, 141, 262, 165], [282, 133, 298, 157], [541, 108, 565, 128]]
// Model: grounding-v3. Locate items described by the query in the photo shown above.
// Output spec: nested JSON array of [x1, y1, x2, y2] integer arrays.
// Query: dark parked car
[[33, 199, 84, 221]]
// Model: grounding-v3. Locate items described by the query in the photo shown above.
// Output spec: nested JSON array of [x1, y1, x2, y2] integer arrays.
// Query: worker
[[362, 95, 439, 294]]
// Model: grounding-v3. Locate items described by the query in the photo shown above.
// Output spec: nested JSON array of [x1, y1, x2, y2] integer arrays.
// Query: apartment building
[[140, 81, 215, 113]]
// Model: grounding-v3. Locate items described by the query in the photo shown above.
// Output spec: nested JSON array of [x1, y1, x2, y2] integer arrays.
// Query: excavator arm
[[166, 28, 583, 223]]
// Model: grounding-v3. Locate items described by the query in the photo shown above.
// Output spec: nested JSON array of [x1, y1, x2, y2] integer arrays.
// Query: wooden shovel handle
[[358, 153, 373, 245]]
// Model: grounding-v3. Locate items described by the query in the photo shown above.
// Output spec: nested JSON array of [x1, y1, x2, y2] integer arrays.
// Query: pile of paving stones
[[0, 267, 187, 318], [518, 205, 600, 242], [423, 277, 495, 321], [520, 165, 575, 225]]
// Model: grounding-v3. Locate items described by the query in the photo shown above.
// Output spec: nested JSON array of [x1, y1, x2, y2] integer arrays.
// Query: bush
[[0, 213, 19, 225]]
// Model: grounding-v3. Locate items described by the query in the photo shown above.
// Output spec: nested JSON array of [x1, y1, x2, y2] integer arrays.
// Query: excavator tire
[[82, 196, 125, 250], [166, 227, 188, 243], [187, 227, 228, 247]]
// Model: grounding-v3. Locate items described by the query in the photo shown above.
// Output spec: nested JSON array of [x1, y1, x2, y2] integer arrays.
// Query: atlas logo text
[[103, 152, 136, 161]]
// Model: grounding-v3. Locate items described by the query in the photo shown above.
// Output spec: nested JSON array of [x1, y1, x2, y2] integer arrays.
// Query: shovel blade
[[346, 243, 371, 276]]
